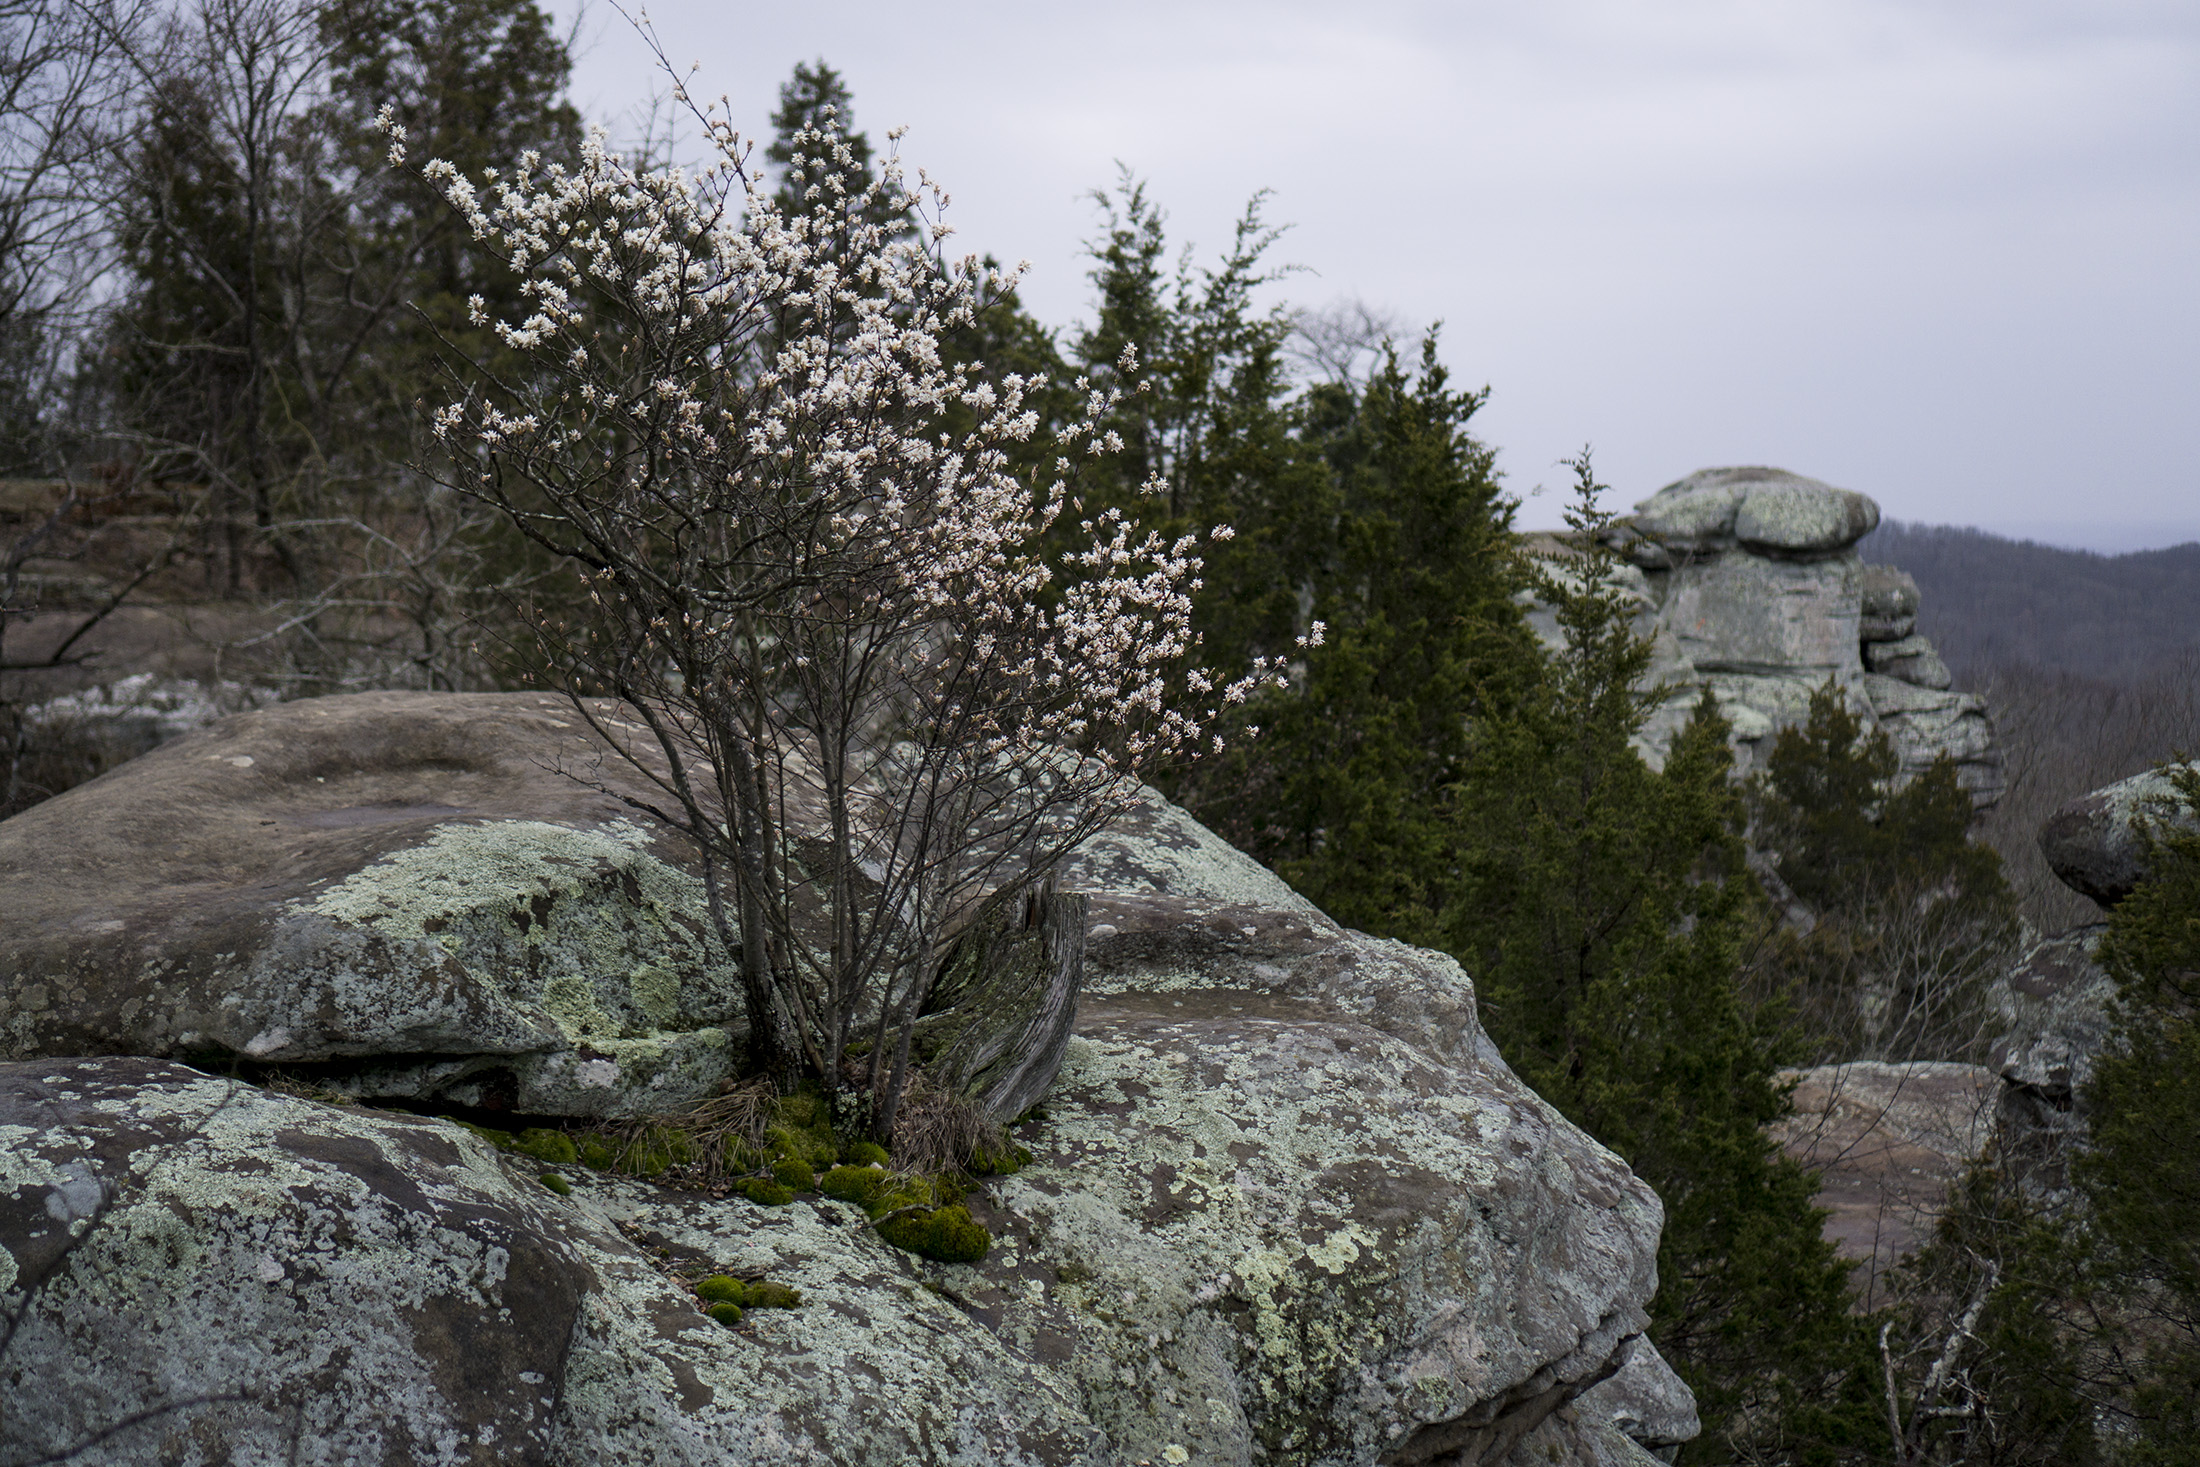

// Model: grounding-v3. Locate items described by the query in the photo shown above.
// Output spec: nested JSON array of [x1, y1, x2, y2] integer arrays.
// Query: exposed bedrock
[[0, 697, 1691, 1465]]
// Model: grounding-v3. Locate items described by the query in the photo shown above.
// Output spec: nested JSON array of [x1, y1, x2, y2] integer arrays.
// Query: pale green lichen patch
[[6, 1059, 1109, 1465], [979, 1000, 1662, 1466]]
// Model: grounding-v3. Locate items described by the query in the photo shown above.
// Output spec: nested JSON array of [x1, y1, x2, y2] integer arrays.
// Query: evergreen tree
[[1750, 686, 2019, 1063], [1196, 337, 1529, 935], [2071, 762, 2200, 1459], [1441, 462, 1879, 1463]]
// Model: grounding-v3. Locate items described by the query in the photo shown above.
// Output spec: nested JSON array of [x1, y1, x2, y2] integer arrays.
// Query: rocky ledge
[[0, 692, 1692, 1466]]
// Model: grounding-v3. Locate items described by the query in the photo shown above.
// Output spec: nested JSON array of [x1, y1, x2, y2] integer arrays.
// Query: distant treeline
[[1860, 521, 2200, 684], [1861, 521, 2200, 932]]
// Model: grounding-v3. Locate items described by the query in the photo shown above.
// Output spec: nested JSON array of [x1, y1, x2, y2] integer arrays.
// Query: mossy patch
[[969, 1141, 1030, 1176], [537, 1171, 571, 1196], [841, 1139, 890, 1168], [877, 1203, 991, 1265], [514, 1127, 577, 1165], [734, 1177, 794, 1206], [696, 1275, 802, 1311], [820, 1164, 888, 1208], [704, 1301, 744, 1327]]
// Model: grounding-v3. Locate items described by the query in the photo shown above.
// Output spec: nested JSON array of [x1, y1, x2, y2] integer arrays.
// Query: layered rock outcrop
[[1555, 466, 2003, 805], [0, 692, 1692, 1466]]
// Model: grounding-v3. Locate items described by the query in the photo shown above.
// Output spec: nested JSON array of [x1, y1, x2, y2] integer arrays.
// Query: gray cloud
[[555, 0, 2199, 547]]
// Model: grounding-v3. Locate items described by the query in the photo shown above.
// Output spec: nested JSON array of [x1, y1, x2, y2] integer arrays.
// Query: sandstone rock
[[1615, 467, 1876, 564], [1529, 469, 2001, 806], [1661, 552, 1863, 678], [0, 1056, 1108, 1466], [0, 691, 745, 1117], [1769, 1062, 1996, 1297], [1574, 1337, 1700, 1463], [1988, 925, 2113, 1101], [1859, 566, 1920, 643], [2037, 762, 2200, 908], [1731, 479, 1879, 556], [1047, 786, 1689, 1463], [2, 780, 1695, 1466], [1863, 676, 2005, 804], [1864, 634, 1953, 690]]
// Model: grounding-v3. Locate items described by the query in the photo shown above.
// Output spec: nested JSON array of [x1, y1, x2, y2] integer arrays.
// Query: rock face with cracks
[[1545, 465, 2003, 806], [0, 705, 1689, 1465]]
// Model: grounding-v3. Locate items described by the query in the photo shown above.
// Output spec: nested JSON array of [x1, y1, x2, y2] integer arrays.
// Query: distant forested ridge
[[1860, 521, 2200, 684]]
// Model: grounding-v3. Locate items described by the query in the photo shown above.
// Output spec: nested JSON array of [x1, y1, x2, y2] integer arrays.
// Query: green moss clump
[[695, 1275, 746, 1304], [705, 1301, 744, 1327], [696, 1275, 802, 1311], [765, 1123, 836, 1172], [735, 1177, 795, 1207], [515, 1128, 578, 1165], [766, 1089, 842, 1169], [743, 1280, 802, 1310], [537, 1171, 571, 1196], [771, 1155, 815, 1191], [723, 1138, 765, 1172], [877, 1204, 991, 1264], [867, 1175, 938, 1219], [841, 1139, 890, 1168], [969, 1142, 1031, 1177], [576, 1135, 619, 1170], [820, 1164, 888, 1206]]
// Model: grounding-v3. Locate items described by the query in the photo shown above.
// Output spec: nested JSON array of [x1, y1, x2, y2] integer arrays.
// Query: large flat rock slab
[[1770, 1061, 1996, 1301], [0, 691, 742, 1116]]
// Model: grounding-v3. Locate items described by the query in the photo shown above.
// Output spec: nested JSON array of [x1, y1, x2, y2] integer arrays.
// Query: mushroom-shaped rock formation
[[1536, 466, 2003, 806]]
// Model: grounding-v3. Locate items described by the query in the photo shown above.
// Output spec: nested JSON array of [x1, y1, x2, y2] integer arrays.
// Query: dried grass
[[887, 1069, 1009, 1177], [603, 1075, 777, 1188]]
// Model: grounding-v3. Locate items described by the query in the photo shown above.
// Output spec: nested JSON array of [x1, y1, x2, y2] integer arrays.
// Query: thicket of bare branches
[[1974, 650, 2200, 932], [399, 86, 1285, 1134]]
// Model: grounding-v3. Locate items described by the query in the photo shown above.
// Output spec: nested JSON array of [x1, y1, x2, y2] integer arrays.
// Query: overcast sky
[[550, 0, 2199, 551]]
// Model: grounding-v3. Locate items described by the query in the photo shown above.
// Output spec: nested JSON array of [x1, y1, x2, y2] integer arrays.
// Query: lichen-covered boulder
[[1031, 788, 1688, 1464], [1, 778, 1691, 1466], [0, 691, 742, 1116], [0, 1057, 1110, 1467], [2037, 762, 2200, 908]]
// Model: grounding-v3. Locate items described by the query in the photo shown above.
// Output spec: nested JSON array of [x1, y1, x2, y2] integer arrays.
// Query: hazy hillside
[[1860, 521, 2200, 683], [1860, 521, 2200, 931]]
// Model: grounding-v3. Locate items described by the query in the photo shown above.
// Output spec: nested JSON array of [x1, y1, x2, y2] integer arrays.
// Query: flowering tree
[[383, 95, 1291, 1136]]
